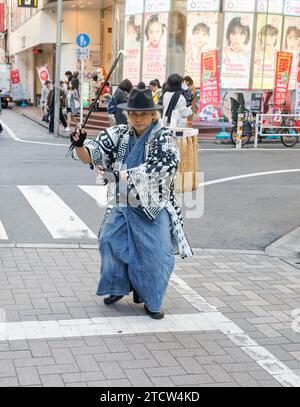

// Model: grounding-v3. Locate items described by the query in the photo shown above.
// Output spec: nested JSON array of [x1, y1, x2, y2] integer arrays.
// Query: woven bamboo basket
[[172, 129, 199, 193]]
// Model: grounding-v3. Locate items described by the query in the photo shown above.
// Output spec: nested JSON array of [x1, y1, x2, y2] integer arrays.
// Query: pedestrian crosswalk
[[0, 185, 109, 242]]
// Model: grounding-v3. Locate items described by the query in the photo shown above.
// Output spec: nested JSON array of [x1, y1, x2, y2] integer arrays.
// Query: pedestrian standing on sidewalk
[[114, 79, 133, 125], [90, 74, 100, 111], [70, 88, 193, 319], [65, 71, 73, 87], [71, 71, 80, 92], [40, 80, 52, 122], [65, 82, 79, 133], [48, 81, 68, 134], [149, 79, 163, 104], [162, 74, 193, 128]]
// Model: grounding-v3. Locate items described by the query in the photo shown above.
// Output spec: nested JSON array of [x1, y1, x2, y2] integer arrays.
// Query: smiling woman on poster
[[143, 13, 168, 84], [222, 14, 253, 89]]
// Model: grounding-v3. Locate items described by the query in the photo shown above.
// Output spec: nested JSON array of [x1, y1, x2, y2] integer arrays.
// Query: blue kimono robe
[[73, 120, 193, 312]]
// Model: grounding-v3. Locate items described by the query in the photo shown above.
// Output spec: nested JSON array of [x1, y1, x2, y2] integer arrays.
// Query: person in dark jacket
[[48, 81, 68, 133], [114, 79, 133, 125]]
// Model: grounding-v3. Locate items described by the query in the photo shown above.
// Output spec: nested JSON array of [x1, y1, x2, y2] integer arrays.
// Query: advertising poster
[[252, 14, 283, 89], [36, 65, 51, 86], [123, 14, 143, 85], [0, 3, 4, 33], [145, 0, 170, 13], [10, 69, 24, 101], [284, 0, 300, 16], [256, 0, 284, 14], [199, 50, 221, 121], [282, 16, 300, 89], [221, 90, 252, 122], [221, 13, 254, 89], [184, 12, 218, 87], [295, 52, 300, 114], [125, 0, 144, 15], [142, 12, 169, 84], [186, 0, 220, 12], [223, 0, 255, 12], [273, 52, 293, 108]]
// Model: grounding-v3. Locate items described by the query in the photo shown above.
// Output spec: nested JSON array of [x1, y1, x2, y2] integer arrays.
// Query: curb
[[265, 226, 300, 258], [10, 106, 69, 139]]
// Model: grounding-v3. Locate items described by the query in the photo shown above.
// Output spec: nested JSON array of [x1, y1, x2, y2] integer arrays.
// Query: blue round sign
[[76, 33, 90, 48]]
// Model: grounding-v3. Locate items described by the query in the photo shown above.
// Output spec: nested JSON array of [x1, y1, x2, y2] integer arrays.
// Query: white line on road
[[18, 186, 97, 239], [79, 185, 108, 207], [170, 275, 300, 387], [0, 220, 8, 240], [200, 148, 300, 151], [0, 119, 69, 147], [201, 169, 300, 187]]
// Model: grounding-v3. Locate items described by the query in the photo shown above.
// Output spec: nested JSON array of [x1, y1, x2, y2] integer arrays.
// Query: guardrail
[[254, 113, 300, 149]]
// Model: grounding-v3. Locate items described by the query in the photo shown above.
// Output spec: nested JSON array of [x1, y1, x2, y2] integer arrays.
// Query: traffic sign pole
[[80, 58, 84, 125], [54, 0, 63, 138]]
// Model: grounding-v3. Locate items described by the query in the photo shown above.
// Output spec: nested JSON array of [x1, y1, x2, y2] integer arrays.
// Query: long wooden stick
[[82, 50, 125, 129]]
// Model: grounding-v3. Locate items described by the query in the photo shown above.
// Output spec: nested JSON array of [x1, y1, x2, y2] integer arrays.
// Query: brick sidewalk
[[0, 246, 300, 387]]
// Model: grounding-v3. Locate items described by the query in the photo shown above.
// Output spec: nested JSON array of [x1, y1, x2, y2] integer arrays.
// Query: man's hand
[[70, 128, 87, 147]]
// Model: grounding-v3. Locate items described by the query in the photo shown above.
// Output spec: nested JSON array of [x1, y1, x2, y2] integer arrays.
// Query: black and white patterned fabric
[[74, 120, 193, 258]]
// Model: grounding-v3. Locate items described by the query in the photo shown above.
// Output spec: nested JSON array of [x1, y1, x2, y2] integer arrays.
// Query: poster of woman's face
[[184, 12, 218, 87], [282, 16, 300, 89], [123, 14, 143, 86], [169, 11, 187, 53], [252, 14, 283, 89], [222, 13, 254, 89], [143, 13, 168, 84]]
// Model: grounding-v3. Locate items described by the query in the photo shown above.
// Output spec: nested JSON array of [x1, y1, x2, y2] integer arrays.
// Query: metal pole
[[80, 58, 84, 125], [254, 113, 259, 149], [54, 0, 63, 138]]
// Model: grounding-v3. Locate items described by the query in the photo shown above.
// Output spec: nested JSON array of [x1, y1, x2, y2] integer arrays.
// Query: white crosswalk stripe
[[17, 185, 97, 240], [0, 219, 8, 240], [79, 185, 108, 207]]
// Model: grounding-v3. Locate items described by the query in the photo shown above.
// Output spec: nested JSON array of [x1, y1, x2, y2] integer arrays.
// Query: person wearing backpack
[[113, 79, 133, 125]]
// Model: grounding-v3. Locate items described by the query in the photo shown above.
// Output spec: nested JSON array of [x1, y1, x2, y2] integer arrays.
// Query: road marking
[[0, 220, 8, 240], [170, 275, 300, 387], [0, 313, 219, 341], [201, 169, 300, 187], [0, 119, 68, 147], [200, 148, 300, 151], [18, 186, 97, 239], [79, 185, 108, 207]]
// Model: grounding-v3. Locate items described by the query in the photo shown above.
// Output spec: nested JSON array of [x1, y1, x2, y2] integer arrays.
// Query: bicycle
[[230, 104, 299, 148]]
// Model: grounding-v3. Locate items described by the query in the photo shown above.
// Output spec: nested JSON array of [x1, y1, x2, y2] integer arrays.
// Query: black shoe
[[103, 295, 124, 305], [144, 305, 165, 320], [133, 290, 143, 304]]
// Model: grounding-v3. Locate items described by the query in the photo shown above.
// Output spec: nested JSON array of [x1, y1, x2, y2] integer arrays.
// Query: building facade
[[4, 0, 300, 110]]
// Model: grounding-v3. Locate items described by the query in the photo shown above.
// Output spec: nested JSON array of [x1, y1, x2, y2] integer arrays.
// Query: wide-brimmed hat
[[117, 88, 163, 111]]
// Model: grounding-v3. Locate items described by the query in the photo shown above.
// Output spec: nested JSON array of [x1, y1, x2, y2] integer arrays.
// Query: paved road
[[1, 109, 300, 250]]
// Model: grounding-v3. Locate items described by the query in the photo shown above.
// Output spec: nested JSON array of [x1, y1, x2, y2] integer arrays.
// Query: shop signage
[[256, 0, 284, 14], [186, 0, 220, 12], [223, 0, 255, 12], [273, 52, 293, 108], [199, 50, 221, 121], [0, 3, 4, 33], [284, 0, 300, 16], [145, 0, 170, 13], [11, 69, 25, 101], [36, 65, 50, 86], [125, 0, 144, 15], [18, 0, 38, 8]]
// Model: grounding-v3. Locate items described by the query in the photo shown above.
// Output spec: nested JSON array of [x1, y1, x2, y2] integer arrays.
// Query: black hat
[[117, 88, 163, 111]]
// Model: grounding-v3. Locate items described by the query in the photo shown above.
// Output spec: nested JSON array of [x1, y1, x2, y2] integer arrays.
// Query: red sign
[[10, 69, 24, 100], [274, 52, 293, 109], [0, 3, 4, 33], [199, 50, 221, 121], [11, 69, 21, 85], [36, 65, 50, 85]]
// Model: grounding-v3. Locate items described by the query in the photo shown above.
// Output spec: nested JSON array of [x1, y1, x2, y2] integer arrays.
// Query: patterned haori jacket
[[73, 120, 193, 258]]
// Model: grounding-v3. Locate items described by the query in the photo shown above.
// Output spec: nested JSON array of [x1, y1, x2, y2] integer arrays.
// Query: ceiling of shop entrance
[[46, 0, 113, 9]]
